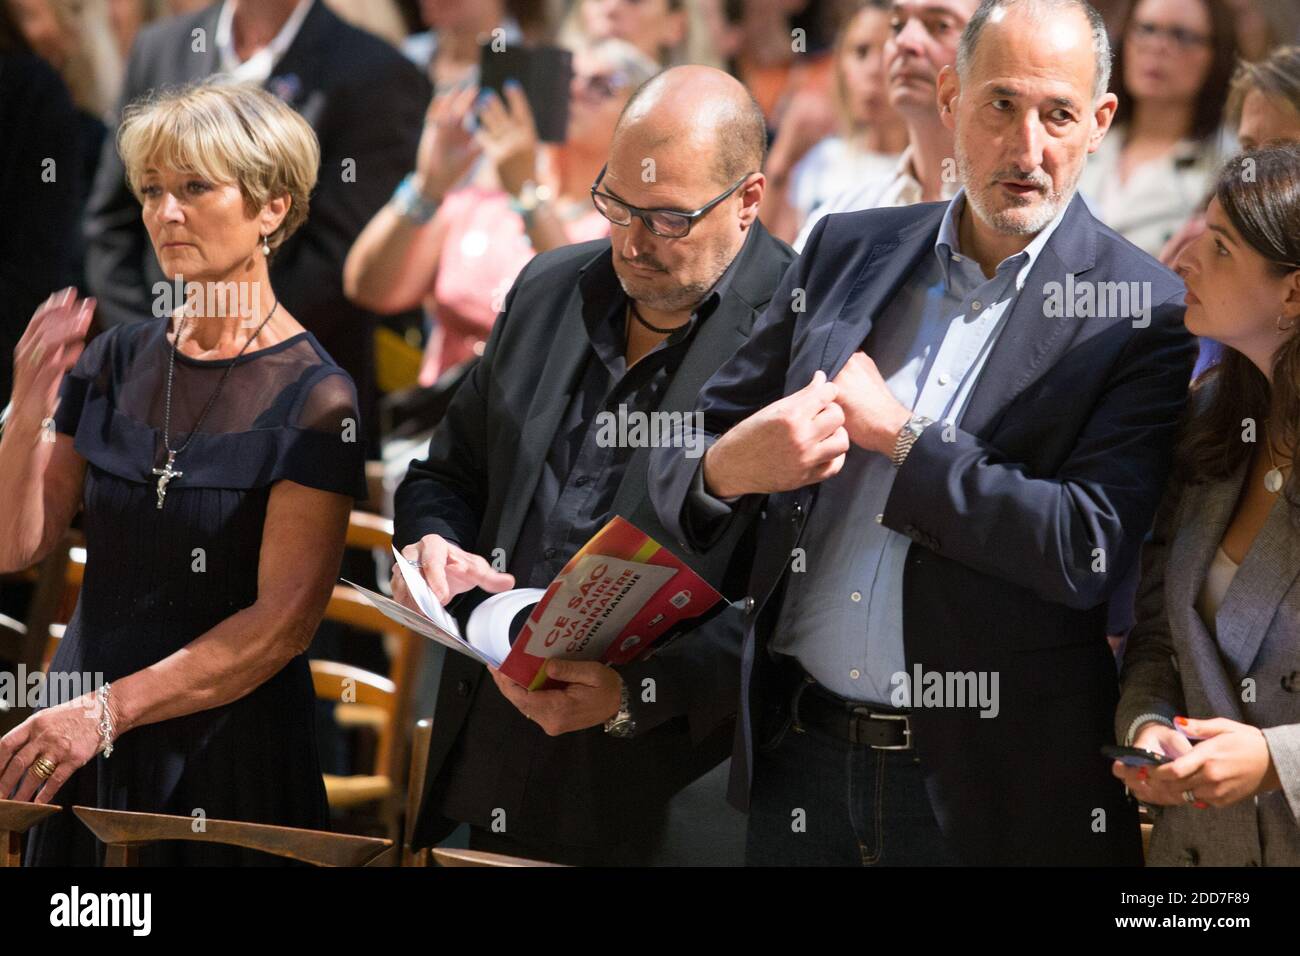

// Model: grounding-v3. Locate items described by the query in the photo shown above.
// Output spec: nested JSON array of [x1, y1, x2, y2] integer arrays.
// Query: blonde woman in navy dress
[[0, 80, 366, 864]]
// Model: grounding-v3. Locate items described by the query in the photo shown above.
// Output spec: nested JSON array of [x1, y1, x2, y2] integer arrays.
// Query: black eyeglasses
[[1129, 20, 1211, 50], [589, 164, 754, 238]]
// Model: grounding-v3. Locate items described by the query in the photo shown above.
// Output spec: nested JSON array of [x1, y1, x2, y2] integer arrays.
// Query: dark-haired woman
[[1078, 0, 1239, 258], [1114, 143, 1300, 866]]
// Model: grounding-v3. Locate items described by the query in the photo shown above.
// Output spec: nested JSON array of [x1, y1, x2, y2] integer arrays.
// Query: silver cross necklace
[[154, 300, 278, 509]]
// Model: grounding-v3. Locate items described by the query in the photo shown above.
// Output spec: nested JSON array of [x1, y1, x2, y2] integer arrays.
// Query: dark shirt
[[437, 242, 746, 837], [512, 259, 742, 588]]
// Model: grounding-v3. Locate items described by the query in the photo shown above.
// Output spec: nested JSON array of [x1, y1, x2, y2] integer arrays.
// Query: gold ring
[[31, 756, 57, 780]]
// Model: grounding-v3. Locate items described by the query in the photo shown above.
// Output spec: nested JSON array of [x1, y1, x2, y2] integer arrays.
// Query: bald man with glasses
[[390, 66, 791, 866]]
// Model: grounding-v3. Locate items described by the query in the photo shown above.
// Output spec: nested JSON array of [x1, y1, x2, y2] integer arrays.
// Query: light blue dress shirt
[[771, 190, 1069, 703]]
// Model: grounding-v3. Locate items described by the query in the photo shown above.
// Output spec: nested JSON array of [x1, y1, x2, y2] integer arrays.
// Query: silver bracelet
[[1125, 712, 1174, 747], [97, 682, 115, 757], [391, 172, 441, 225]]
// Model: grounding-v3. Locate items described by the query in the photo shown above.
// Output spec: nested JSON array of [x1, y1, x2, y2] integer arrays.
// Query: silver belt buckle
[[866, 709, 913, 751]]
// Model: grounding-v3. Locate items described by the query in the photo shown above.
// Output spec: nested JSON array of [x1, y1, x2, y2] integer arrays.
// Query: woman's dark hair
[[1112, 0, 1238, 143], [1178, 143, 1300, 517]]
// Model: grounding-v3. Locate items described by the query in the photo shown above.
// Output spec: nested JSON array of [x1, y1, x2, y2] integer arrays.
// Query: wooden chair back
[[72, 806, 394, 866], [0, 799, 60, 866], [313, 512, 421, 832]]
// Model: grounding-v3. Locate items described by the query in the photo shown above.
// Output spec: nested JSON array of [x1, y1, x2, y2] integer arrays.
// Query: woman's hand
[[413, 85, 482, 203], [9, 288, 94, 432], [475, 81, 540, 197], [1115, 717, 1281, 808], [0, 691, 107, 804], [1112, 721, 1193, 804]]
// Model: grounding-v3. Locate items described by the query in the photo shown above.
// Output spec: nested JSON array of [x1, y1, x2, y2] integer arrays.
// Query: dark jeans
[[745, 671, 961, 866]]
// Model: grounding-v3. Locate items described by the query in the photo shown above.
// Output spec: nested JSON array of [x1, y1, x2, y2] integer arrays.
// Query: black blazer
[[651, 196, 1197, 865], [1, 54, 81, 405], [81, 1, 429, 439], [394, 223, 794, 848]]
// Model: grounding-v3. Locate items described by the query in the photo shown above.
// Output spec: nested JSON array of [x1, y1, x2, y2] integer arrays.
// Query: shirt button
[[938, 373, 951, 386], [850, 591, 862, 602], [849, 669, 861, 680], [544, 547, 557, 559], [971, 300, 983, 311], [574, 476, 590, 487], [951, 254, 962, 262], [874, 513, 883, 524]]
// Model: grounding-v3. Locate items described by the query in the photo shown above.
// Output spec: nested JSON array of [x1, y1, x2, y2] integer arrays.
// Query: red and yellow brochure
[[500, 516, 722, 690]]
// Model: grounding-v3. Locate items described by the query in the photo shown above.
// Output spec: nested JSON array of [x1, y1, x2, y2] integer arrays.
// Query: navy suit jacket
[[650, 194, 1196, 865]]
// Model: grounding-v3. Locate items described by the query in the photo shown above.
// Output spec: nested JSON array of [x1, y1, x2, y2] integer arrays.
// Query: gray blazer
[[1118, 449, 1300, 866]]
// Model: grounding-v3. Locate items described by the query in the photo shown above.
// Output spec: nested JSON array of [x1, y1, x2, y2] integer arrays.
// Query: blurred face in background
[[885, 0, 978, 119], [582, 0, 685, 63], [838, 5, 897, 128], [566, 46, 642, 148], [107, 0, 145, 59], [1122, 0, 1215, 107], [1237, 89, 1300, 149], [697, 0, 742, 62], [8, 0, 71, 68], [422, 0, 501, 32]]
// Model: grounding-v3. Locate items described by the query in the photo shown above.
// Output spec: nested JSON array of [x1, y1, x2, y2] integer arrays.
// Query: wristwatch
[[509, 179, 552, 226], [390, 172, 441, 225], [603, 677, 636, 738], [891, 415, 934, 468]]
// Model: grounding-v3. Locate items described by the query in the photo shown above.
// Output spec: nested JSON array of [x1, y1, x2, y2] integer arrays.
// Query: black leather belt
[[795, 678, 913, 750]]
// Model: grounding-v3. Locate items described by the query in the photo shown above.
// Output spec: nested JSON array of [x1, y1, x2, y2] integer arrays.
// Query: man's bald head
[[613, 65, 767, 188]]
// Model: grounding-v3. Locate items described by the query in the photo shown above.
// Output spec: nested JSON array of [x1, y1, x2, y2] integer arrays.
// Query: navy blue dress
[[25, 319, 366, 865]]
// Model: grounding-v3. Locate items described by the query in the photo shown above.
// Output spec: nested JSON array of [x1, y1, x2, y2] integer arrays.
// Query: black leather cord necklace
[[628, 299, 684, 335]]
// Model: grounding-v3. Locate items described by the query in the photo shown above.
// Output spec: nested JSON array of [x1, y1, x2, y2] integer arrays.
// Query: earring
[[1278, 315, 1295, 334], [260, 234, 270, 257]]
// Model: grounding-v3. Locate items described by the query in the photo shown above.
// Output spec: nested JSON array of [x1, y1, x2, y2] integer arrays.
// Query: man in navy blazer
[[650, 0, 1196, 865]]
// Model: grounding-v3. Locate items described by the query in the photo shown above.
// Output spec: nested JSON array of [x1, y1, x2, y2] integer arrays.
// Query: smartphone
[[1101, 744, 1171, 768], [478, 43, 573, 143]]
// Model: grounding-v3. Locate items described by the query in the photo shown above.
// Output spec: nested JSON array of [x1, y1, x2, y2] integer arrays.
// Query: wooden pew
[[72, 806, 395, 867]]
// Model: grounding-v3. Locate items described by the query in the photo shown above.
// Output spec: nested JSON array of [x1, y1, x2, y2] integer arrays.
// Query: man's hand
[[488, 660, 623, 736], [832, 350, 912, 456], [702, 370, 850, 497], [391, 533, 515, 608]]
